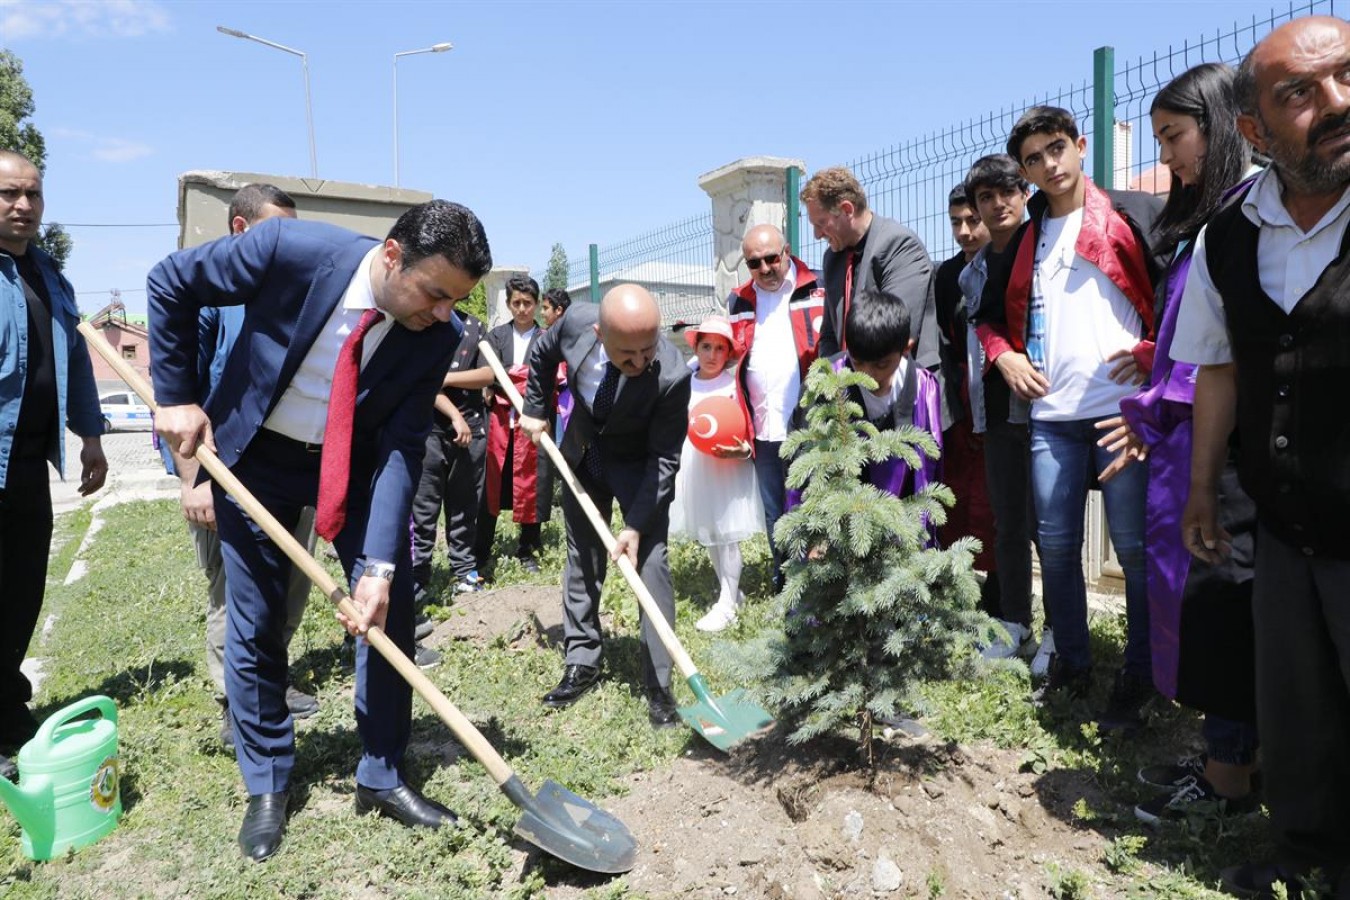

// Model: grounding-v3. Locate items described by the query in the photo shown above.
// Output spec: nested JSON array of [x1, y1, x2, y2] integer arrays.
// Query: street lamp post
[[217, 26, 318, 178], [393, 42, 453, 187]]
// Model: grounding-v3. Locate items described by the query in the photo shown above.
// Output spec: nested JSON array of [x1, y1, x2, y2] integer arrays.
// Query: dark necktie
[[841, 250, 857, 351], [316, 307, 385, 540], [583, 361, 620, 481]]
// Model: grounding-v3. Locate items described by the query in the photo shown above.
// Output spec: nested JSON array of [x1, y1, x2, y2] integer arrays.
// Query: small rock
[[921, 781, 946, 800], [1017, 781, 1036, 798], [871, 855, 903, 893], [738, 847, 766, 866], [843, 809, 864, 843], [723, 888, 737, 896]]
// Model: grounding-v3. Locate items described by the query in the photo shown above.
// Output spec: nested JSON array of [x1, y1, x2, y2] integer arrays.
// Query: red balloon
[[687, 395, 748, 456]]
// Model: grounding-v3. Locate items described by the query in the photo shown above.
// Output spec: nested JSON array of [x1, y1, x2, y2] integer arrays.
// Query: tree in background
[[725, 360, 989, 775], [544, 243, 569, 292], [0, 49, 72, 270], [457, 281, 488, 323]]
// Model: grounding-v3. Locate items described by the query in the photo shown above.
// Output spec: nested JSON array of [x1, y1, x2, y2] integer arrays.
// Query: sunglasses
[[745, 252, 783, 271]]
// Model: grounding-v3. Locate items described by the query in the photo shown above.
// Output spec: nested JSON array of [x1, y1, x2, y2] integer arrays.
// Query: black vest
[[1206, 187, 1350, 557]]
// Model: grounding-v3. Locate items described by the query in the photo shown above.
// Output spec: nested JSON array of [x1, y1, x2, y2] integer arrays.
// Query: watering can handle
[[31, 696, 118, 749]]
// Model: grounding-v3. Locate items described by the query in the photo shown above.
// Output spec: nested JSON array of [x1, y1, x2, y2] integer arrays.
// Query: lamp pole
[[393, 42, 453, 186], [217, 26, 318, 178]]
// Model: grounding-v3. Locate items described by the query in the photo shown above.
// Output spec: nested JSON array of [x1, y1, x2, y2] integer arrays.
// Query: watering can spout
[[0, 771, 51, 836]]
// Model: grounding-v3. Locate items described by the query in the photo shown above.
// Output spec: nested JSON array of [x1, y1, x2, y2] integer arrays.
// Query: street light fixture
[[393, 42, 453, 187], [217, 25, 318, 178]]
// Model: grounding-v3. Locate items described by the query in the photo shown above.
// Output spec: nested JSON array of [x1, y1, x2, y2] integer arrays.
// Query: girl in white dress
[[670, 317, 763, 632]]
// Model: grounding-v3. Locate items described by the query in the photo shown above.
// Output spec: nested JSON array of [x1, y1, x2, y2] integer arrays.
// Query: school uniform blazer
[[817, 214, 940, 368], [521, 301, 691, 535], [147, 217, 459, 564]]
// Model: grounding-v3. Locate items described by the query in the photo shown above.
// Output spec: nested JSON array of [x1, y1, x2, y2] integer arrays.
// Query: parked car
[[99, 391, 153, 432]]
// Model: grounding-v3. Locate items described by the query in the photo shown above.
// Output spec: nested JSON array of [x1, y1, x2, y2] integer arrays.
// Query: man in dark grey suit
[[517, 285, 691, 727], [802, 166, 939, 368]]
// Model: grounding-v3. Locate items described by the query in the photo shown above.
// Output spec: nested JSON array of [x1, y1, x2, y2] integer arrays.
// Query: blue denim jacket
[[0, 246, 103, 488]]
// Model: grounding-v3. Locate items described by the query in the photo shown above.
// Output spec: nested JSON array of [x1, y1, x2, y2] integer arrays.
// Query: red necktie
[[841, 250, 856, 351], [316, 307, 385, 540]]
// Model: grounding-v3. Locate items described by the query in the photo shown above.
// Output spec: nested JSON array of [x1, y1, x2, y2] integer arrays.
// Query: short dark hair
[[506, 274, 540, 302], [1007, 106, 1080, 162], [964, 154, 1029, 199], [947, 184, 972, 209], [227, 183, 296, 228], [386, 200, 493, 277], [1151, 62, 1253, 255], [543, 288, 572, 311], [844, 289, 911, 363]]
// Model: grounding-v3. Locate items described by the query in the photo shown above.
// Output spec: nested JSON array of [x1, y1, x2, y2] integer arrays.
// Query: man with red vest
[[975, 106, 1163, 729], [727, 224, 824, 590]]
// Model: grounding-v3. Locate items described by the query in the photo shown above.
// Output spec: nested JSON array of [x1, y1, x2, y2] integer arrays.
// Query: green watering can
[[0, 695, 122, 860]]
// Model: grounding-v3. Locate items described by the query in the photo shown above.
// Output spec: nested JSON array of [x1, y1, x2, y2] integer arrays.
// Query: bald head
[[0, 151, 43, 255], [596, 284, 662, 376], [1236, 15, 1350, 196], [741, 223, 792, 292]]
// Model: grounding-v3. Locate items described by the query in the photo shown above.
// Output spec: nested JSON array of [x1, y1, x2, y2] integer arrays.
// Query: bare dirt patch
[[424, 584, 1132, 897]]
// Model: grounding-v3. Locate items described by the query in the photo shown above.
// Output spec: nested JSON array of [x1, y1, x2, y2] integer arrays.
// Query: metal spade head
[[678, 681, 775, 753], [507, 777, 637, 874]]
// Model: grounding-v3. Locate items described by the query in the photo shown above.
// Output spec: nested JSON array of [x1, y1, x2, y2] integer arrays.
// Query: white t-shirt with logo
[[1032, 209, 1144, 422]]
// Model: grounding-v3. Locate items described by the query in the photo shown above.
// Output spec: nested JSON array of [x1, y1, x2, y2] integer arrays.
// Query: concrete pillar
[[697, 156, 806, 305], [483, 266, 530, 329]]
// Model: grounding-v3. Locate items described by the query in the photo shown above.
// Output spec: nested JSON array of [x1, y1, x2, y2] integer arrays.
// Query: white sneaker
[[980, 620, 1032, 660], [1030, 628, 1056, 680], [696, 600, 738, 633]]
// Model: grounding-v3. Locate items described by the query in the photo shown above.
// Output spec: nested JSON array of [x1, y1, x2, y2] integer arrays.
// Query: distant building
[[1130, 161, 1172, 196], [567, 260, 719, 329], [85, 297, 150, 392]]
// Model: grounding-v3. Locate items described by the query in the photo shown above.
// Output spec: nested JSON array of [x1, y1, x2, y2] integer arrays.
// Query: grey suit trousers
[[561, 462, 675, 694]]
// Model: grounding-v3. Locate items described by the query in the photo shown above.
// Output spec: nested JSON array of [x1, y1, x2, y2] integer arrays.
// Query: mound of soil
[[436, 584, 1122, 898]]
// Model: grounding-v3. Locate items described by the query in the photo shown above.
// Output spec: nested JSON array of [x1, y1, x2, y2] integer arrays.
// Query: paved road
[[49, 429, 179, 514]]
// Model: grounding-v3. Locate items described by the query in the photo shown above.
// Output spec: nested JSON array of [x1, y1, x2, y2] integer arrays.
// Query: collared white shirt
[[576, 338, 627, 411], [511, 324, 537, 366], [263, 245, 395, 443], [1172, 167, 1350, 365], [860, 357, 910, 421], [744, 260, 800, 441]]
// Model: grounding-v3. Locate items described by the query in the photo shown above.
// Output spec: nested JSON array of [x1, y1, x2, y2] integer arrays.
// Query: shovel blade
[[508, 777, 637, 874], [678, 687, 774, 752]]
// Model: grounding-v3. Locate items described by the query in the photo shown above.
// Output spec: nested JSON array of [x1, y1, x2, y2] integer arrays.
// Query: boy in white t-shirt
[[973, 106, 1164, 729]]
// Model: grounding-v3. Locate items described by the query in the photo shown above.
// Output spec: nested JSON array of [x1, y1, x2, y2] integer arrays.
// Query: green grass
[[0, 500, 1283, 897]]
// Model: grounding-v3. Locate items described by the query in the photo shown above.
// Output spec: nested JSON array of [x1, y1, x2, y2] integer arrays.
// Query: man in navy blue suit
[[149, 200, 492, 862]]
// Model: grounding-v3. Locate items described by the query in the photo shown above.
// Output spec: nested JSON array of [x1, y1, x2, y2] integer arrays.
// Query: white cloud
[[1, 0, 171, 41], [49, 127, 153, 163]]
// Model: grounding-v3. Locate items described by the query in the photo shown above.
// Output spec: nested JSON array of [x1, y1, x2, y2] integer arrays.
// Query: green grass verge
[[0, 501, 1276, 897]]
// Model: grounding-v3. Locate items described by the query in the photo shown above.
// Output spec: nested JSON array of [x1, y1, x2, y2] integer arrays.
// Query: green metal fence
[[558, 0, 1334, 314]]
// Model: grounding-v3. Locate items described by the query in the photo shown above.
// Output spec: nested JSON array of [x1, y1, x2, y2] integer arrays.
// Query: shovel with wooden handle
[[79, 321, 637, 874], [480, 341, 774, 752]]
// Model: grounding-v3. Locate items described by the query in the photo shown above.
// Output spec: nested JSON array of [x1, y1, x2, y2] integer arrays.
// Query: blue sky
[[1, 0, 1307, 314]]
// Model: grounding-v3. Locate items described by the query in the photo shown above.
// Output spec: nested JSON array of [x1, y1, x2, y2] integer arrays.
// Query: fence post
[[588, 243, 600, 303], [786, 166, 801, 253], [697, 156, 806, 305], [1093, 45, 1116, 189]]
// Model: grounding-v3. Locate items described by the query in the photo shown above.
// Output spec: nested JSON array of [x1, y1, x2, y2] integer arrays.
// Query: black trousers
[[411, 426, 486, 585], [982, 416, 1039, 628], [0, 448, 54, 717], [1253, 524, 1350, 869]]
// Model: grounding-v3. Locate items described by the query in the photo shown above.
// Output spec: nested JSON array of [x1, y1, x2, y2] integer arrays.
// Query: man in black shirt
[[0, 150, 107, 764]]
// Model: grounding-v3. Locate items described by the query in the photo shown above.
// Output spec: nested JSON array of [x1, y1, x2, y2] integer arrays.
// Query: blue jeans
[[754, 439, 788, 585], [1202, 713, 1259, 767], [1030, 416, 1149, 675]]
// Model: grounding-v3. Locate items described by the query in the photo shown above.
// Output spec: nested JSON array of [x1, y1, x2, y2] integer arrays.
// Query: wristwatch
[[364, 560, 396, 582]]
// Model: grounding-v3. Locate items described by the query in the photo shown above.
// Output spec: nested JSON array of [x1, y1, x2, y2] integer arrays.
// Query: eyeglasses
[[745, 252, 783, 271]]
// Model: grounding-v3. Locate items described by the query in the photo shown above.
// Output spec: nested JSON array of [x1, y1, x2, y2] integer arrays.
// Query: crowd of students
[[414, 25, 1350, 893]]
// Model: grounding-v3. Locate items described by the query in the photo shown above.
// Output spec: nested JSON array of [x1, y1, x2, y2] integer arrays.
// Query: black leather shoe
[[542, 664, 600, 709], [284, 686, 320, 719], [647, 688, 680, 729], [355, 783, 457, 828], [238, 791, 288, 862]]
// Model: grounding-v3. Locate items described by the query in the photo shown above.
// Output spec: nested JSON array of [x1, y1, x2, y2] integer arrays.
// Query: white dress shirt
[[511, 324, 537, 365], [744, 261, 800, 441], [264, 246, 394, 443], [1172, 167, 1350, 365], [576, 339, 626, 411]]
